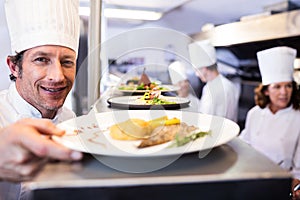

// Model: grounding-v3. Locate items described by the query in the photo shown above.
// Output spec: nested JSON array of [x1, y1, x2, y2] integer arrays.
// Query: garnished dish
[[136, 90, 176, 105], [52, 110, 240, 157], [119, 82, 165, 91], [118, 68, 177, 94], [118, 82, 175, 94], [109, 115, 211, 148], [107, 95, 190, 109], [109, 87, 189, 109]]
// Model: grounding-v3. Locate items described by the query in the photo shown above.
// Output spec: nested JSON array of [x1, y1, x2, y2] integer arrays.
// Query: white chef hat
[[188, 40, 216, 69], [5, 0, 80, 56], [168, 61, 187, 84], [257, 46, 296, 85]]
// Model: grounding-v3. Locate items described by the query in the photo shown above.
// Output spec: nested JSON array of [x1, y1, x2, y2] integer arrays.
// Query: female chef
[[239, 46, 300, 199]]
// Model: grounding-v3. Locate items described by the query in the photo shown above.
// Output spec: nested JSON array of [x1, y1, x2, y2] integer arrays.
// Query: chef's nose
[[47, 61, 64, 81]]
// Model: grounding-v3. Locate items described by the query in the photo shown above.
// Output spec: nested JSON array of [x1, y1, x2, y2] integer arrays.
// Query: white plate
[[107, 96, 190, 109], [53, 110, 240, 157]]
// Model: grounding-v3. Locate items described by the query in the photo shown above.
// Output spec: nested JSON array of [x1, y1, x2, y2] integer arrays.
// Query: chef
[[168, 60, 189, 97], [239, 46, 300, 199], [188, 40, 239, 122], [0, 0, 82, 199], [168, 60, 201, 110]]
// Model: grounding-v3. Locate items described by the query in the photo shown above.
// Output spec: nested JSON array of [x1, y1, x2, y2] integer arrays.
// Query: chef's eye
[[272, 85, 281, 89], [61, 60, 75, 68], [34, 57, 49, 64], [286, 83, 293, 88]]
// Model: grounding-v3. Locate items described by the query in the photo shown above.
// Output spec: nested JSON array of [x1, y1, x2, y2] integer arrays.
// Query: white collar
[[264, 104, 293, 116]]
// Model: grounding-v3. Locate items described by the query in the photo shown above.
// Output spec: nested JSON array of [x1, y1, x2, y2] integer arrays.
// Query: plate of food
[[52, 110, 240, 157], [117, 83, 179, 94], [117, 68, 178, 94], [107, 90, 190, 109]]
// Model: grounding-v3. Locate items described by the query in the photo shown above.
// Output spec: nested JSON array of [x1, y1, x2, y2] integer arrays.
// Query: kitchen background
[[1, 0, 300, 128]]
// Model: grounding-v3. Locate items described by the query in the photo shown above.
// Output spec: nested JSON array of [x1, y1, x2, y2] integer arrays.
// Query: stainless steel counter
[[25, 88, 292, 200], [25, 138, 291, 200]]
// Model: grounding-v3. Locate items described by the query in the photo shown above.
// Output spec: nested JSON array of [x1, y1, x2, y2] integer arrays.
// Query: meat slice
[[138, 122, 197, 148]]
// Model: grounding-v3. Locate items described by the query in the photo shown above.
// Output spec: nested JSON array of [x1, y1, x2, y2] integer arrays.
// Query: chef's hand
[[176, 80, 190, 98], [0, 118, 82, 182]]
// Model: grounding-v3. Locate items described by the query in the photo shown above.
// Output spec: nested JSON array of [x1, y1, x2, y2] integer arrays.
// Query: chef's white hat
[[257, 46, 296, 85], [5, 0, 80, 56], [168, 61, 187, 84], [188, 40, 216, 69]]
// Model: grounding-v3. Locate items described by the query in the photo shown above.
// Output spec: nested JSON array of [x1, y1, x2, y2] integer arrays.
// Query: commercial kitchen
[[0, 0, 300, 199]]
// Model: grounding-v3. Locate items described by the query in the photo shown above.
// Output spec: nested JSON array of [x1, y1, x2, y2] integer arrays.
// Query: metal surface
[[25, 138, 291, 200], [192, 9, 300, 47], [25, 138, 290, 189]]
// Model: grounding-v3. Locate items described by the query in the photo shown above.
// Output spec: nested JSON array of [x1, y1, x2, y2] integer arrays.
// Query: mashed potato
[[109, 116, 181, 141]]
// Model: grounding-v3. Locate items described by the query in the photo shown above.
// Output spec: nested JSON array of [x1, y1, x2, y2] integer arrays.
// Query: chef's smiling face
[[9, 45, 76, 119], [265, 81, 293, 113]]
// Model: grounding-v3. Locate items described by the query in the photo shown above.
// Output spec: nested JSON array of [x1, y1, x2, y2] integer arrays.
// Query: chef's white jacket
[[197, 74, 239, 122], [0, 83, 75, 200], [240, 105, 300, 179]]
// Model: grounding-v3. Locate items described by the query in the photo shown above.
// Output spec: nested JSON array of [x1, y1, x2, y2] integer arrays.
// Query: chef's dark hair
[[8, 51, 24, 81], [254, 81, 300, 110]]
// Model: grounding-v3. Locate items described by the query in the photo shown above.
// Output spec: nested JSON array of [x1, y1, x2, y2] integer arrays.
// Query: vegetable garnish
[[118, 82, 168, 91], [169, 130, 211, 148], [140, 90, 176, 105]]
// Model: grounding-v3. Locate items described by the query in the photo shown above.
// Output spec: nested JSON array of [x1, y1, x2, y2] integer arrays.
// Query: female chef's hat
[[257, 46, 297, 85], [168, 61, 187, 84], [188, 40, 216, 69], [5, 0, 80, 56]]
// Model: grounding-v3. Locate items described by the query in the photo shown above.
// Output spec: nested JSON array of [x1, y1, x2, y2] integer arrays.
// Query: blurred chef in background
[[168, 60, 201, 110], [239, 46, 300, 199], [0, 0, 82, 199], [168, 60, 201, 109], [188, 40, 239, 122]]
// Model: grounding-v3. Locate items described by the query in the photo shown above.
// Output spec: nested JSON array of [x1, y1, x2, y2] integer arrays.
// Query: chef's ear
[[6, 56, 20, 78]]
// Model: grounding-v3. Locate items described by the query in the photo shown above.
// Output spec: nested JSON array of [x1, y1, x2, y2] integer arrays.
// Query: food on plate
[[118, 68, 168, 91], [126, 77, 139, 85], [138, 68, 151, 86], [169, 130, 212, 148], [110, 124, 142, 141], [118, 82, 167, 91], [110, 119, 151, 140], [138, 122, 197, 148], [137, 90, 176, 105], [110, 116, 180, 140], [109, 116, 211, 148]]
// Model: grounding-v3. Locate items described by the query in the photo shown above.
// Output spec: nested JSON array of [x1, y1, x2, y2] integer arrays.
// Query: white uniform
[[0, 83, 75, 200], [198, 74, 239, 122], [239, 105, 300, 179]]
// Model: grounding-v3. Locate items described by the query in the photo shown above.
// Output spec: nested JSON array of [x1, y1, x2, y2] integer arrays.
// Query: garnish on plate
[[168, 130, 211, 148], [138, 89, 176, 105], [118, 68, 168, 91]]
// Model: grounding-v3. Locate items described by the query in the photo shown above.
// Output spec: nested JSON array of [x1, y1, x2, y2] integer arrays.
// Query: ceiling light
[[104, 8, 162, 21]]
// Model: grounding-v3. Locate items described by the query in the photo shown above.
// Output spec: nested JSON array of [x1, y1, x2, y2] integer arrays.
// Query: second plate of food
[[107, 95, 190, 109]]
